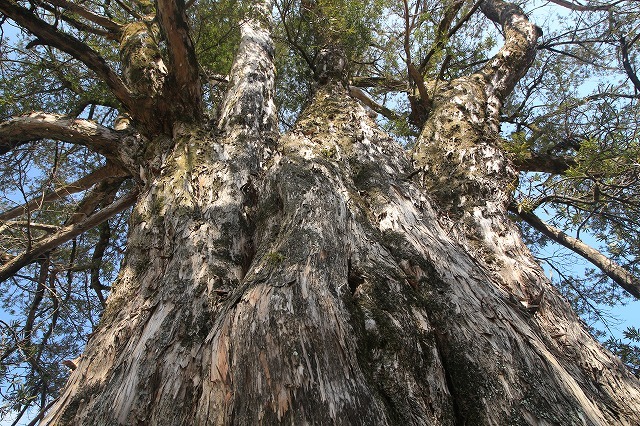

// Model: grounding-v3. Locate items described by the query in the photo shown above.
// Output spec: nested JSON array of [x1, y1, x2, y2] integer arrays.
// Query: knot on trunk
[[315, 47, 347, 84]]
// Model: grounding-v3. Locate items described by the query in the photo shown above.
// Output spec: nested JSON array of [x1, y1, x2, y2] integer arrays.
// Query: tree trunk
[[41, 4, 640, 426]]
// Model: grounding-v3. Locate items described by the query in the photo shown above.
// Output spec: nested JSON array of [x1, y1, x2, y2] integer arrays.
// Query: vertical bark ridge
[[374, 148, 640, 423], [39, 2, 640, 422], [42, 2, 280, 423], [196, 84, 456, 425], [217, 0, 278, 136], [41, 126, 255, 424], [413, 0, 541, 302]]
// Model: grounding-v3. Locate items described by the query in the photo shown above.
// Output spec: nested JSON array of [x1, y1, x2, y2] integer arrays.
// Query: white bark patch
[[112, 302, 174, 422], [218, 12, 277, 135]]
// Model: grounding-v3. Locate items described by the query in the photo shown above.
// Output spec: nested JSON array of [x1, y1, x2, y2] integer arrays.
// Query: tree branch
[[0, 221, 60, 233], [350, 76, 406, 91], [33, 2, 114, 40], [546, 0, 613, 11], [44, 0, 122, 33], [513, 207, 640, 300], [0, 112, 124, 163], [155, 0, 202, 120], [0, 164, 129, 222], [0, 0, 134, 111], [479, 0, 541, 102], [512, 151, 577, 174], [418, 0, 467, 73], [90, 222, 110, 308], [0, 190, 138, 283], [621, 36, 640, 93], [348, 86, 402, 121]]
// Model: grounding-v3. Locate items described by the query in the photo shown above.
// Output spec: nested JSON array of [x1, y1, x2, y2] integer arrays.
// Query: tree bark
[[42, 81, 640, 426], [38, 1, 640, 425]]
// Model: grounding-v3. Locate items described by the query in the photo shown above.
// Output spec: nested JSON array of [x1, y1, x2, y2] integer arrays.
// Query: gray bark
[[37, 0, 640, 425], [42, 80, 640, 426]]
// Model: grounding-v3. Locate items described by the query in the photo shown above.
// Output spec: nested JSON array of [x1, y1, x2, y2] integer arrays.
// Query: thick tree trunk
[[42, 82, 640, 425], [41, 2, 640, 426]]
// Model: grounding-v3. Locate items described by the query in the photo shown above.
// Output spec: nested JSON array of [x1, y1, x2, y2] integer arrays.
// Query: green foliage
[[505, 2, 640, 368], [190, 0, 245, 113], [604, 327, 640, 376]]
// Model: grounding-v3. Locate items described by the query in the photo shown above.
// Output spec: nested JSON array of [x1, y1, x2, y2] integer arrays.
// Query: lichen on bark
[[35, 0, 640, 424]]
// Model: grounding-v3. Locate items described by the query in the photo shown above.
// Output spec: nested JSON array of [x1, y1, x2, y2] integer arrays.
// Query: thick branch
[[155, 0, 202, 121], [0, 113, 123, 163], [351, 76, 406, 91], [514, 207, 640, 300], [0, 0, 134, 111], [512, 151, 576, 174], [0, 190, 138, 283], [348, 86, 402, 122], [0, 164, 129, 222], [479, 0, 541, 102]]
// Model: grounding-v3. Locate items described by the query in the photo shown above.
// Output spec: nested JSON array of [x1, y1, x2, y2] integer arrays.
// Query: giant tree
[[1, 0, 640, 424]]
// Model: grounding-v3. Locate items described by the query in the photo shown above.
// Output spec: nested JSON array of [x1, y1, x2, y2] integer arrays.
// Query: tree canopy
[[0, 0, 639, 423]]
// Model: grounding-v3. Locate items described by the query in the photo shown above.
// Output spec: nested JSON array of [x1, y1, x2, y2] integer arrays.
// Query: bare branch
[[90, 223, 110, 308], [348, 86, 402, 122], [0, 112, 124, 163], [275, 0, 316, 72], [113, 0, 143, 20], [0, 164, 130, 222], [44, 0, 122, 33], [351, 76, 406, 91], [0, 1, 134, 111], [34, 2, 114, 39], [64, 177, 126, 226], [546, 0, 613, 11], [513, 207, 640, 300], [621, 36, 640, 93], [0, 190, 138, 283], [0, 221, 59, 232]]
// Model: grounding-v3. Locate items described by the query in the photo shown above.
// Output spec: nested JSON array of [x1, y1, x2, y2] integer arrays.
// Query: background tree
[[0, 0, 639, 424]]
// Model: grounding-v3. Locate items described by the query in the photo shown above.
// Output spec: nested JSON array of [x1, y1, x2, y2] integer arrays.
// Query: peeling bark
[[42, 78, 640, 426], [36, 0, 640, 425], [217, 2, 277, 135]]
